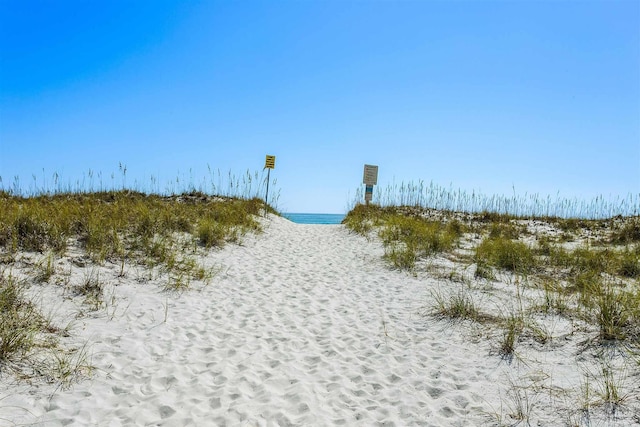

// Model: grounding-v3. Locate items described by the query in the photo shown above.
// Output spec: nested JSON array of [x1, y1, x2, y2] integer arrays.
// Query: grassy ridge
[[351, 180, 639, 219], [0, 189, 274, 388], [345, 202, 640, 420], [345, 203, 640, 343], [0, 191, 267, 259]]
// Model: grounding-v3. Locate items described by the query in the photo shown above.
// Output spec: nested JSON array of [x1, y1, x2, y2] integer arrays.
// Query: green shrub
[[475, 237, 536, 274], [198, 220, 227, 248], [616, 249, 640, 278], [384, 245, 417, 270], [431, 289, 480, 321], [380, 216, 456, 257], [477, 211, 514, 223], [570, 247, 613, 275], [545, 244, 572, 267], [0, 274, 37, 361], [74, 272, 104, 311], [569, 271, 601, 296], [377, 214, 459, 270], [596, 285, 632, 341], [611, 217, 640, 244], [500, 315, 523, 359], [343, 204, 383, 235], [474, 260, 495, 280], [445, 219, 466, 239], [14, 213, 53, 252], [488, 223, 524, 240], [0, 191, 263, 268], [0, 310, 36, 361]]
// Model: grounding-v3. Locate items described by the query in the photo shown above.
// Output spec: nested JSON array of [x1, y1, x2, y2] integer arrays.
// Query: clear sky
[[1, 0, 638, 214]]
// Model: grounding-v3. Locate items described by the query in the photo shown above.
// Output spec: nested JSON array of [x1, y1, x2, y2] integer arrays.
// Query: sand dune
[[1, 215, 638, 426]]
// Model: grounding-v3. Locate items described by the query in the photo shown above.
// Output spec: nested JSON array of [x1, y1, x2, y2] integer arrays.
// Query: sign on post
[[363, 164, 378, 205], [363, 164, 378, 185], [365, 185, 373, 203], [265, 155, 276, 169], [264, 155, 276, 216]]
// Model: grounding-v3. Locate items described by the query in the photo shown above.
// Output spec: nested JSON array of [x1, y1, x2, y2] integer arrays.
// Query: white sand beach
[[1, 214, 638, 426]]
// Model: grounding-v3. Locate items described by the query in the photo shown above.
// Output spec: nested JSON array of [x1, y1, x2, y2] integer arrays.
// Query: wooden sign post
[[363, 164, 378, 205], [264, 155, 276, 216]]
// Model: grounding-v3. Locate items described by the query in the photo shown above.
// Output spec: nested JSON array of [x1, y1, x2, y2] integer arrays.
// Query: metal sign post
[[363, 164, 378, 205], [365, 185, 373, 204], [264, 155, 276, 216]]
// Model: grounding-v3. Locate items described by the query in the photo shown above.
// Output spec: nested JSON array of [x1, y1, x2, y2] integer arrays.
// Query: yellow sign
[[265, 155, 276, 169]]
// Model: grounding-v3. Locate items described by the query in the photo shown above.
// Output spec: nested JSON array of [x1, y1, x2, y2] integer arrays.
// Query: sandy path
[[3, 216, 502, 426]]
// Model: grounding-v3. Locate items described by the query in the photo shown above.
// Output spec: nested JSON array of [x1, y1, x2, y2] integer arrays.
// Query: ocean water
[[283, 213, 345, 225]]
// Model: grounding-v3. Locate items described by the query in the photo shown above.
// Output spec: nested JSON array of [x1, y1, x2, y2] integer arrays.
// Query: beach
[[1, 214, 638, 426]]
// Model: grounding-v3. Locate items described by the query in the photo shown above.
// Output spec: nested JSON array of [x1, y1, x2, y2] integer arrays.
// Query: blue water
[[283, 213, 345, 224]]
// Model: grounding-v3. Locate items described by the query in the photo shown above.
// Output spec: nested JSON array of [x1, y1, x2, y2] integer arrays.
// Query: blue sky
[[1, 0, 638, 213]]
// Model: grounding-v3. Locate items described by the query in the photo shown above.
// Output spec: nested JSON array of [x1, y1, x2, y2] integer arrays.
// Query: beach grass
[[1, 170, 638, 423], [345, 195, 639, 420], [346, 202, 639, 344], [350, 180, 639, 219], [0, 168, 278, 388]]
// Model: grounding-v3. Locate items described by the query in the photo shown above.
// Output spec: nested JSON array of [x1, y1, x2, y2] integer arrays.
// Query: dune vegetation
[[0, 168, 277, 389], [1, 169, 638, 424], [344, 195, 640, 422]]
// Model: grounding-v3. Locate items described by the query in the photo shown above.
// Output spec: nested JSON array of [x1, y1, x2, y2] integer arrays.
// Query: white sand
[[1, 215, 638, 426]]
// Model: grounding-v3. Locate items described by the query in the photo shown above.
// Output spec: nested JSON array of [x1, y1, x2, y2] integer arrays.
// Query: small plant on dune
[[611, 217, 640, 245], [0, 310, 36, 363], [445, 218, 467, 237], [13, 213, 48, 252], [83, 222, 122, 263], [489, 378, 537, 425], [616, 248, 640, 278], [488, 222, 525, 240], [569, 271, 600, 296], [197, 219, 228, 248], [380, 216, 457, 256], [0, 274, 37, 361], [47, 343, 94, 391], [574, 276, 639, 343], [534, 234, 554, 257], [34, 252, 57, 283], [10, 212, 65, 253], [431, 288, 480, 321], [599, 365, 623, 409], [474, 260, 495, 280], [577, 375, 593, 423], [164, 274, 191, 292], [541, 242, 571, 267], [478, 211, 515, 224], [595, 284, 633, 342], [378, 214, 459, 270], [342, 203, 384, 235], [568, 247, 613, 276], [74, 270, 104, 311], [475, 236, 537, 274], [384, 245, 417, 271], [499, 314, 524, 361], [538, 279, 570, 315], [0, 272, 89, 387], [505, 380, 535, 424], [581, 359, 633, 416]]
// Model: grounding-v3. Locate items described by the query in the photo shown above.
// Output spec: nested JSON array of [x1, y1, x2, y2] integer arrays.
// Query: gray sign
[[363, 164, 378, 185]]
